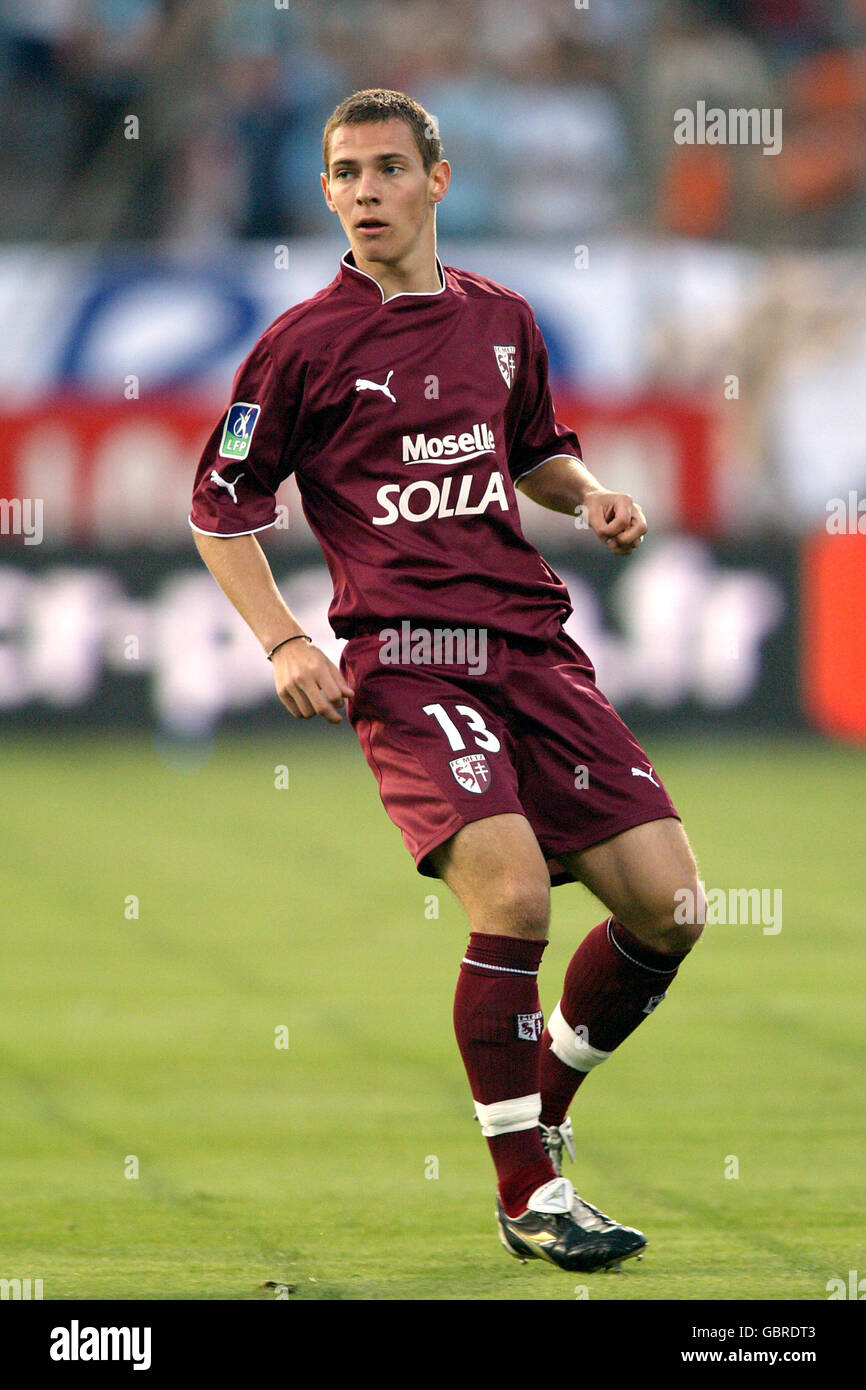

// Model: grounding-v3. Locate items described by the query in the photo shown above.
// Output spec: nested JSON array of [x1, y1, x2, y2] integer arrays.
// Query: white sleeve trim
[[188, 514, 277, 538], [513, 451, 584, 484]]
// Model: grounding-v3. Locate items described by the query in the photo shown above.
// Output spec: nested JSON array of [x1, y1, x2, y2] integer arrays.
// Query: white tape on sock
[[473, 1092, 541, 1137], [547, 1002, 612, 1073]]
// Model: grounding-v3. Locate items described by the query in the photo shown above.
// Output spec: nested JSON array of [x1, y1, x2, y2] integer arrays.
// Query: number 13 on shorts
[[423, 702, 502, 753]]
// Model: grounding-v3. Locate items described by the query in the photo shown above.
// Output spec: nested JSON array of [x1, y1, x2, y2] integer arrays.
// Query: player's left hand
[[583, 490, 647, 555]]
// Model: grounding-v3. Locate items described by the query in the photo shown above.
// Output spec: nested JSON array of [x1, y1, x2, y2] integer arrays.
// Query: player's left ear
[[428, 159, 451, 206]]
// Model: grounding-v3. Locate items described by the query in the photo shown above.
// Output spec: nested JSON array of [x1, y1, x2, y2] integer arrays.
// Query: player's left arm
[[516, 455, 647, 556]]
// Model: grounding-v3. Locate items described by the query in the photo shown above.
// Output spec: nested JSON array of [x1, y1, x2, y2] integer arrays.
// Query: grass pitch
[[2, 729, 863, 1301]]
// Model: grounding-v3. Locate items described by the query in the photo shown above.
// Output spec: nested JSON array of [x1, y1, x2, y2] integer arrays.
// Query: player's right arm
[[193, 531, 354, 724]]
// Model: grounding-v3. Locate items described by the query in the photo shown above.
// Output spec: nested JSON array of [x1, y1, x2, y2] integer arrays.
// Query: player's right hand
[[271, 641, 355, 724]]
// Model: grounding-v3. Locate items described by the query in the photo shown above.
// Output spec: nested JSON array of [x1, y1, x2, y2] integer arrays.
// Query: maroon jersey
[[189, 252, 582, 642]]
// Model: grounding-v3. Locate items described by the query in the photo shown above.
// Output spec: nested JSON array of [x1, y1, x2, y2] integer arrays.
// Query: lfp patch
[[219, 402, 261, 460]]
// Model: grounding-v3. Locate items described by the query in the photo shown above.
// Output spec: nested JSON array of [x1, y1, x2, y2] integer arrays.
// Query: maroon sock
[[454, 932, 556, 1217], [539, 917, 690, 1126]]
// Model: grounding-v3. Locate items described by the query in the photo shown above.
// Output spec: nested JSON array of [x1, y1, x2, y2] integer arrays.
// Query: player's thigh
[[428, 812, 551, 939], [558, 817, 704, 946]]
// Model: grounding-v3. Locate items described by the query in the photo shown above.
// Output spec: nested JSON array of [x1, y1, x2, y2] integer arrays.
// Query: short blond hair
[[322, 88, 442, 175]]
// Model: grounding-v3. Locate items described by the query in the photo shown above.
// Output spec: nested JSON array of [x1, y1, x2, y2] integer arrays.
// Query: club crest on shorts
[[515, 1011, 544, 1042], [449, 752, 491, 794], [493, 344, 516, 389]]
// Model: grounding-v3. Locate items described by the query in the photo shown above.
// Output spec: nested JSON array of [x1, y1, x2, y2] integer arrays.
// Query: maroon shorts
[[341, 625, 679, 886]]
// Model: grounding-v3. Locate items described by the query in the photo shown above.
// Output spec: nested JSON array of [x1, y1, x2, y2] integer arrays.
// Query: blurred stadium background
[[1, 0, 864, 1304]]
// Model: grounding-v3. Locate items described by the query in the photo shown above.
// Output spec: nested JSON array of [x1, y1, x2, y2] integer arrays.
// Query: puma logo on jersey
[[210, 469, 244, 504], [631, 765, 659, 787], [355, 369, 396, 403]]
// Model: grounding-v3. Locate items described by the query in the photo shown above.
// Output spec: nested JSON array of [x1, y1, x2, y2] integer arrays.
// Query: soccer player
[[190, 89, 706, 1274]]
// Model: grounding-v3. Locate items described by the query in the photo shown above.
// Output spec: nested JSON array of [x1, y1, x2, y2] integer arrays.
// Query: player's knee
[[625, 869, 705, 953], [475, 875, 550, 940], [665, 871, 706, 951]]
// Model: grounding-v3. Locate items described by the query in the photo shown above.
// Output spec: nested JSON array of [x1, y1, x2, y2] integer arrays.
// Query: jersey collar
[[339, 249, 446, 304]]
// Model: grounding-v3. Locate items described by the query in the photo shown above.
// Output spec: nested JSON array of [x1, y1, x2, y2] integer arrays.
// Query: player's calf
[[538, 910, 699, 1130]]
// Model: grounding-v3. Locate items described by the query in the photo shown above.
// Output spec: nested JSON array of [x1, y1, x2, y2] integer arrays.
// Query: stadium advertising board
[[0, 537, 803, 735], [0, 392, 718, 548]]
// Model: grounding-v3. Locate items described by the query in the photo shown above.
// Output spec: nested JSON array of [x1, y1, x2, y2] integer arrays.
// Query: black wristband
[[267, 634, 311, 661]]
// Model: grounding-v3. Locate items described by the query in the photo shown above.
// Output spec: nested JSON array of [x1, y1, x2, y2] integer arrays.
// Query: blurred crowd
[[1, 0, 865, 247]]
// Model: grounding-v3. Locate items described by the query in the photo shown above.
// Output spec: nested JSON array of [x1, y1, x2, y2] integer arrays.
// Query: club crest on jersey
[[219, 402, 261, 460], [494, 344, 516, 389], [449, 753, 491, 794]]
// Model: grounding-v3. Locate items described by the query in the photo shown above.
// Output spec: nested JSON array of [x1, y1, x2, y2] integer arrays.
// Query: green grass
[[1, 730, 863, 1301]]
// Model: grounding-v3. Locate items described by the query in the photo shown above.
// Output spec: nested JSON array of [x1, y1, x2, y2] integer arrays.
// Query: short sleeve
[[507, 316, 581, 484], [189, 338, 300, 537]]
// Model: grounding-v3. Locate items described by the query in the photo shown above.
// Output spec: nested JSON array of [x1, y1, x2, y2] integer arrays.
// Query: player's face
[[321, 119, 449, 272]]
